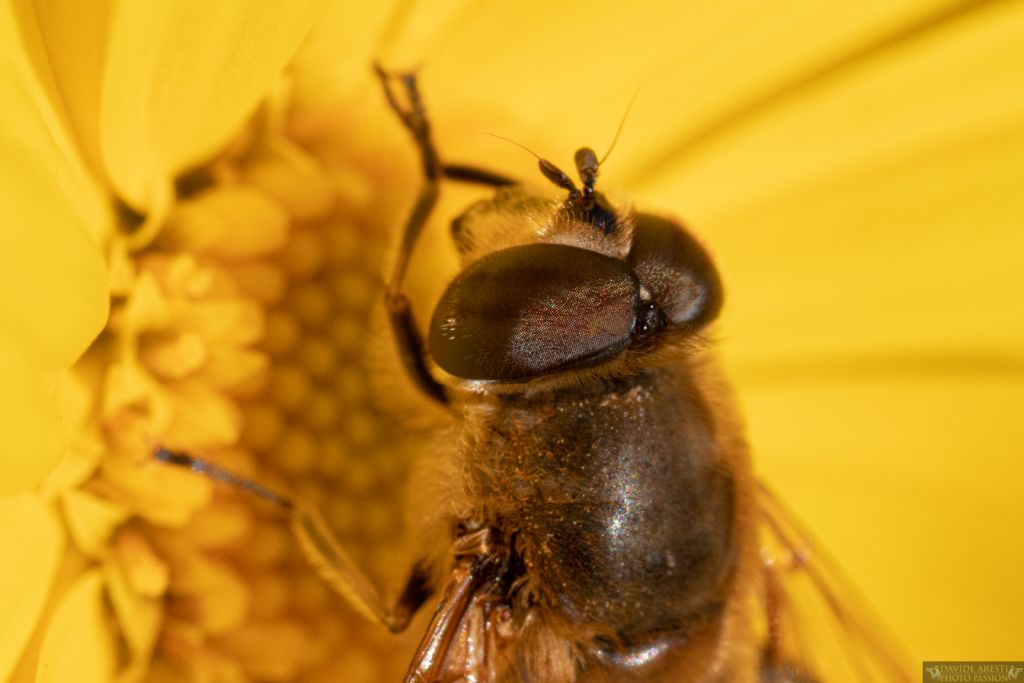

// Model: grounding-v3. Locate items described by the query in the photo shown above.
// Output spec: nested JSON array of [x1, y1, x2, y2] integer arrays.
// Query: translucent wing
[[755, 481, 914, 683], [402, 535, 513, 683]]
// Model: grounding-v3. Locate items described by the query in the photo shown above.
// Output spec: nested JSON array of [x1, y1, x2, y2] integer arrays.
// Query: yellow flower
[[2, 1, 1023, 682]]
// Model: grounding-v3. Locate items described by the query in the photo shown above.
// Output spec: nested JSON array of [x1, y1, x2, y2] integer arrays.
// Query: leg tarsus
[[289, 500, 435, 632], [375, 65, 448, 406], [155, 448, 432, 632], [443, 164, 517, 187], [385, 291, 448, 406], [389, 561, 434, 633], [374, 64, 441, 181]]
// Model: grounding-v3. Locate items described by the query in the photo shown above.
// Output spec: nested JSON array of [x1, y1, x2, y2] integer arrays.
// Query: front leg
[[374, 65, 450, 405], [155, 448, 432, 631]]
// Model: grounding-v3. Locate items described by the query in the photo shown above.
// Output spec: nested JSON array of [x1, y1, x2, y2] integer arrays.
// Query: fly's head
[[429, 149, 723, 389]]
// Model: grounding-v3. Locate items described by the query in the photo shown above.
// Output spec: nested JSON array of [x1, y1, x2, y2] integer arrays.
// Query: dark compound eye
[[429, 244, 640, 381], [628, 214, 723, 330]]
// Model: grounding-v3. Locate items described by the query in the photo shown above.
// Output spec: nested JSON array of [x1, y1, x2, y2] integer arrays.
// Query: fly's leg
[[155, 448, 431, 632], [292, 496, 431, 631], [442, 164, 517, 188], [375, 65, 522, 405], [374, 64, 449, 406]]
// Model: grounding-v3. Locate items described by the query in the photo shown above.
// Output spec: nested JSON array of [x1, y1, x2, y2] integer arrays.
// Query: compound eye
[[429, 244, 640, 381], [628, 214, 722, 329]]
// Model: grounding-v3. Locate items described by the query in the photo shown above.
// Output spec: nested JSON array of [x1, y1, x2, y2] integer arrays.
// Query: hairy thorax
[[453, 364, 737, 649]]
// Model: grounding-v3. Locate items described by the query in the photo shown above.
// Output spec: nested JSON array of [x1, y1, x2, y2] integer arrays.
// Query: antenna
[[487, 132, 580, 200], [598, 90, 639, 166], [486, 132, 543, 161]]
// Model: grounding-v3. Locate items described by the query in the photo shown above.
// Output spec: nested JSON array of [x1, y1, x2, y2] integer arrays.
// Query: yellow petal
[[23, 0, 110, 199], [102, 556, 162, 683], [0, 494, 63, 681], [1, 0, 112, 241], [199, 347, 269, 393], [314, 2, 969, 178], [38, 369, 107, 499], [0, 7, 110, 493], [713, 125, 1024, 368], [36, 569, 116, 683], [119, 270, 172, 335], [217, 620, 309, 681], [99, 0, 324, 210], [101, 360, 169, 429], [1, 4, 110, 384], [113, 528, 170, 598], [166, 379, 243, 448], [153, 642, 246, 683], [178, 499, 254, 550], [178, 299, 264, 347], [624, 0, 1024, 413], [748, 373, 1024, 661], [629, 2, 1024, 369], [161, 185, 289, 261], [291, 0, 466, 107], [0, 345, 63, 495], [637, 3, 1024, 209], [159, 549, 249, 635], [59, 488, 128, 558], [240, 143, 336, 222], [97, 454, 212, 528], [141, 332, 209, 381], [0, 82, 109, 373]]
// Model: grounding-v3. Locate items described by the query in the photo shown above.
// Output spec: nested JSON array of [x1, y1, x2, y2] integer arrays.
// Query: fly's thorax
[[450, 184, 637, 265], [451, 363, 739, 645]]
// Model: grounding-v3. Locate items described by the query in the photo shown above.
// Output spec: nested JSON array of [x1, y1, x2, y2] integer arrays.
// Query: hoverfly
[[160, 65, 913, 682]]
